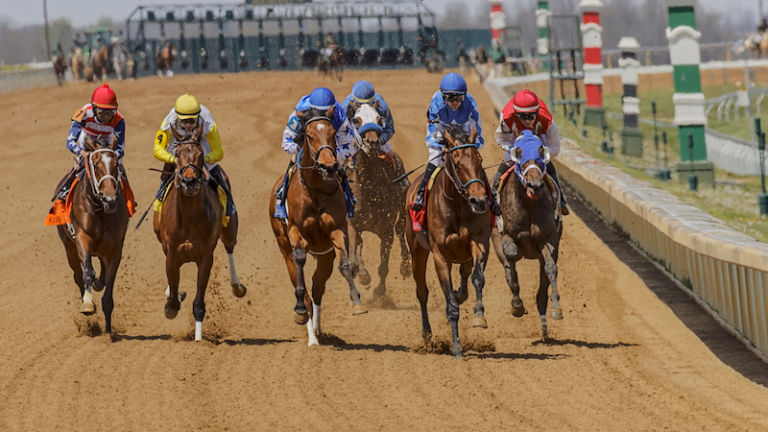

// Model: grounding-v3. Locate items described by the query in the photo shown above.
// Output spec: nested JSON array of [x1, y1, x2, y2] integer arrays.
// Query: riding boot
[[273, 160, 294, 219], [411, 162, 437, 211], [209, 165, 236, 216], [546, 162, 569, 216], [492, 160, 514, 193], [339, 169, 357, 219], [53, 159, 85, 201]]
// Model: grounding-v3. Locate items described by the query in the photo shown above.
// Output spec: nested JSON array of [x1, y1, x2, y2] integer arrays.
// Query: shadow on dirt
[[566, 185, 768, 387]]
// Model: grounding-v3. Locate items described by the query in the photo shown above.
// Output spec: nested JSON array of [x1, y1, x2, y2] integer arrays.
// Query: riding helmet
[[439, 72, 467, 95], [512, 89, 540, 113], [175, 93, 201, 120], [308, 87, 335, 110], [352, 81, 376, 103], [91, 83, 117, 109]]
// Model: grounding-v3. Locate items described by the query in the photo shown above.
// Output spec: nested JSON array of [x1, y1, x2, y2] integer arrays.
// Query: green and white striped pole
[[536, 1, 550, 70], [666, 0, 714, 186]]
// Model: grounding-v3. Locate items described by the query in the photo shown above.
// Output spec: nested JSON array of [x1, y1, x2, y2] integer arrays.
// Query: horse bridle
[[174, 140, 205, 186], [84, 147, 122, 205], [443, 143, 484, 202], [513, 159, 545, 187], [297, 116, 337, 172]]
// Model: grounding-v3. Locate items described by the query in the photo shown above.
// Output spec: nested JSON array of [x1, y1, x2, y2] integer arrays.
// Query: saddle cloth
[[44, 177, 136, 226]]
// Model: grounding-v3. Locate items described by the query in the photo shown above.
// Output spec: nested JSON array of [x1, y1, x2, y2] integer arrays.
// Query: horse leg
[[93, 257, 105, 292], [307, 252, 334, 346], [330, 229, 367, 315], [164, 253, 184, 319], [457, 262, 471, 305], [396, 208, 412, 278], [373, 231, 393, 298], [542, 241, 562, 320], [501, 233, 526, 317], [433, 252, 462, 358], [63, 240, 85, 306], [353, 229, 371, 285], [470, 241, 489, 329], [101, 252, 122, 335], [191, 253, 214, 341], [221, 219, 247, 298], [75, 236, 97, 315]]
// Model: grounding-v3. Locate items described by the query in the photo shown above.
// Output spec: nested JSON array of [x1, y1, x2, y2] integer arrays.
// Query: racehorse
[[153, 124, 247, 341], [156, 42, 176, 78], [111, 42, 130, 80], [318, 45, 343, 82], [491, 132, 563, 341], [347, 103, 411, 298], [70, 47, 85, 82], [740, 32, 768, 58], [53, 53, 67, 86], [269, 107, 367, 347], [56, 135, 129, 334], [90, 45, 110, 81], [405, 125, 491, 358]]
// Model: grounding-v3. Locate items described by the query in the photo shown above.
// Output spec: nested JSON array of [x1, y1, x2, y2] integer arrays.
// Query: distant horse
[[112, 42, 130, 80], [53, 53, 67, 86], [318, 45, 343, 82], [740, 32, 768, 58], [156, 42, 176, 78], [56, 135, 129, 334], [153, 124, 247, 341], [405, 125, 491, 358], [269, 108, 367, 347], [70, 47, 85, 82], [90, 45, 110, 81], [347, 103, 411, 298], [492, 132, 563, 341]]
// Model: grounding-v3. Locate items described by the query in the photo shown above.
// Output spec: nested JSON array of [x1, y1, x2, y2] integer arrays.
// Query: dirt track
[[1, 69, 767, 431]]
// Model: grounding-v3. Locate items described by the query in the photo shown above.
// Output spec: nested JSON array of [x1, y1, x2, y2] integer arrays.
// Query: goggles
[[516, 112, 536, 121], [443, 93, 465, 103]]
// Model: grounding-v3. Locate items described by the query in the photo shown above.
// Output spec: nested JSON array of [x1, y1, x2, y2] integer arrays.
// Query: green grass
[[555, 96, 768, 243]]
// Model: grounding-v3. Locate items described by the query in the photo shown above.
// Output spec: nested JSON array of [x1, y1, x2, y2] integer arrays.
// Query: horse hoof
[[294, 311, 309, 325], [352, 303, 368, 315], [472, 316, 488, 329], [511, 299, 527, 317], [400, 262, 412, 278], [164, 303, 179, 320], [550, 308, 563, 320], [373, 286, 386, 298], [231, 283, 247, 298], [80, 301, 96, 315], [357, 272, 371, 286]]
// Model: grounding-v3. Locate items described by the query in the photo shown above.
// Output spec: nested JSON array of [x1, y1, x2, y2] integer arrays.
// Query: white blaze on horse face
[[316, 123, 326, 132], [354, 104, 381, 130], [100, 152, 113, 178]]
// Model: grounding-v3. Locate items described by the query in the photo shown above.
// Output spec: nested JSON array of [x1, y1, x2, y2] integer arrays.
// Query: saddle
[[45, 176, 137, 226], [409, 166, 444, 232]]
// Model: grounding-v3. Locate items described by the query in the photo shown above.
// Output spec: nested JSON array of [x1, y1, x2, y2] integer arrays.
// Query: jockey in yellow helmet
[[152, 93, 235, 216]]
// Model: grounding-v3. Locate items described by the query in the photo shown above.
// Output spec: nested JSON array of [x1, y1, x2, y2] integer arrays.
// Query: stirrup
[[411, 196, 424, 211]]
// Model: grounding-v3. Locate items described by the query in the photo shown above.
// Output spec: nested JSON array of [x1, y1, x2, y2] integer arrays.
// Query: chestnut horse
[[405, 125, 491, 358], [53, 53, 67, 86], [153, 125, 246, 341], [492, 131, 563, 341], [269, 108, 366, 347], [347, 103, 411, 298], [156, 42, 176, 78], [90, 45, 110, 81], [57, 135, 128, 334], [70, 47, 85, 82]]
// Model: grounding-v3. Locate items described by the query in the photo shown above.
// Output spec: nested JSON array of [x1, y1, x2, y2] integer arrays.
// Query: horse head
[[297, 107, 338, 182], [83, 134, 121, 213], [442, 124, 488, 214], [171, 122, 206, 197], [352, 102, 383, 156], [509, 132, 550, 200]]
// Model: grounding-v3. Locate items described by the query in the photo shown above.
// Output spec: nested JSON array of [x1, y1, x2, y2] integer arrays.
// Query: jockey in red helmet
[[51, 83, 131, 208], [493, 89, 569, 215]]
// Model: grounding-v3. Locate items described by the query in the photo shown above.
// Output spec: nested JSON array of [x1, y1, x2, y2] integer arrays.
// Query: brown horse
[[492, 131, 563, 341], [56, 135, 128, 334], [405, 125, 491, 358], [156, 42, 176, 78], [90, 45, 110, 81], [269, 108, 367, 347], [347, 103, 411, 298], [70, 47, 85, 82], [53, 53, 67, 86], [153, 125, 246, 341]]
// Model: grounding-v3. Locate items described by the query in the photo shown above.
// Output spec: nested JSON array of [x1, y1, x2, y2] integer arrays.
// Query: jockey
[[341, 80, 407, 187], [410, 72, 500, 215], [54, 83, 129, 202], [494, 89, 569, 215], [274, 87, 359, 220], [152, 93, 236, 216]]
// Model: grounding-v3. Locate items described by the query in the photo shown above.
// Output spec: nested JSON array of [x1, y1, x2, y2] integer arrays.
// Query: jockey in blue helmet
[[274, 87, 359, 219], [410, 72, 500, 215], [341, 80, 407, 187]]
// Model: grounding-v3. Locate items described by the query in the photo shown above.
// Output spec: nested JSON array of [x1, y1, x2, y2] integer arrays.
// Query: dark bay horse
[[405, 125, 491, 358], [318, 45, 343, 82], [269, 108, 366, 347], [53, 53, 67, 85], [153, 125, 246, 341], [347, 103, 411, 298], [90, 45, 110, 81], [56, 135, 128, 334], [492, 131, 563, 340], [156, 42, 176, 78]]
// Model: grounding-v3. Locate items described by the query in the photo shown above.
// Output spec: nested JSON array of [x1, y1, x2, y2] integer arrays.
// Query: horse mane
[[438, 124, 469, 147]]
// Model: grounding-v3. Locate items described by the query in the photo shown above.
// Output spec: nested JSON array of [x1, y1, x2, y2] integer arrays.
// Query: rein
[[297, 116, 340, 195], [84, 147, 121, 208], [444, 143, 484, 202], [514, 159, 545, 187]]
